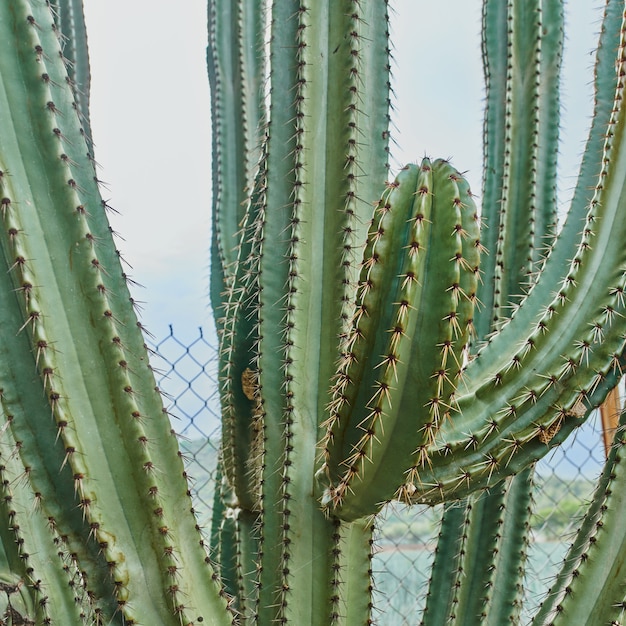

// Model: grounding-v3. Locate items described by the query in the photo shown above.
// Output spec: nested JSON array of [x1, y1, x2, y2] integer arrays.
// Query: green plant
[[0, 0, 626, 624]]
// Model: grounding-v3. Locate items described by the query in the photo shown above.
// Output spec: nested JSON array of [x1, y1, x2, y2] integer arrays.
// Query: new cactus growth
[[0, 0, 625, 624], [318, 158, 483, 519]]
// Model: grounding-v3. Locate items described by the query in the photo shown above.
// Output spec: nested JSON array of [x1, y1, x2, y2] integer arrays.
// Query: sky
[[81, 1, 601, 342]]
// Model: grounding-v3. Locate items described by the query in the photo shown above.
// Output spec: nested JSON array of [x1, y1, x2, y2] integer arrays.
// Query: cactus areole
[[0, 0, 624, 624]]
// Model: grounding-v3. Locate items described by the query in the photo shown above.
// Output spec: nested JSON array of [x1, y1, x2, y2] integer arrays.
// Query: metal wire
[[149, 326, 610, 625]]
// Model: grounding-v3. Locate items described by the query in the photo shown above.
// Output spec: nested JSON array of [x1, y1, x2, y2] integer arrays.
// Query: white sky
[[82, 1, 601, 341]]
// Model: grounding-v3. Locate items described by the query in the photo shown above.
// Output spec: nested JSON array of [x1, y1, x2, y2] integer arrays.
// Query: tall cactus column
[[254, 1, 391, 620], [0, 3, 233, 624], [210, 0, 392, 623]]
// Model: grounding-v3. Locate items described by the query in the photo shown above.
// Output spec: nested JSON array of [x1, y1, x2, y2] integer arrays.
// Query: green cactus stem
[[251, 2, 391, 621], [319, 158, 482, 520], [421, 471, 533, 626], [480, 0, 563, 326], [211, 0, 392, 622], [454, 468, 532, 625], [216, 165, 264, 513], [420, 500, 469, 625], [407, 1, 626, 506], [479, 0, 564, 333], [0, 3, 233, 624]]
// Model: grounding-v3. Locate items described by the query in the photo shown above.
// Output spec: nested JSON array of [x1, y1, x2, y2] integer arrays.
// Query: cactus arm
[[461, 0, 624, 387], [477, 0, 619, 351], [208, 31, 226, 320], [250, 1, 337, 618], [446, 495, 504, 625], [481, 469, 533, 626], [423, 482, 525, 626], [320, 163, 431, 489], [531, 416, 626, 625], [457, 22, 626, 417], [321, 159, 482, 521], [216, 509, 259, 620], [208, 464, 238, 609], [408, 0, 626, 501], [438, 0, 620, 441], [499, 0, 562, 306], [257, 1, 367, 618], [412, 371, 618, 506], [353, 0, 393, 227], [213, 464, 258, 620]]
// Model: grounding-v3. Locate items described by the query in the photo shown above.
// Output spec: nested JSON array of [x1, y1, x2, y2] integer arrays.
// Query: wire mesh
[[148, 325, 611, 625]]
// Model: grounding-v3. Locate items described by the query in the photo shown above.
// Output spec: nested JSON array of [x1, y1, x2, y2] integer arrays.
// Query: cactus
[[0, 0, 625, 624]]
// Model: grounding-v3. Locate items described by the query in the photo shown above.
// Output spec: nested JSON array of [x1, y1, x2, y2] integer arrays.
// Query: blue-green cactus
[[0, 0, 625, 624]]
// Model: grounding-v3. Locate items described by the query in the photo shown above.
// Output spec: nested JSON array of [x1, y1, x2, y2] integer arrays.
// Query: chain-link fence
[[149, 325, 610, 625]]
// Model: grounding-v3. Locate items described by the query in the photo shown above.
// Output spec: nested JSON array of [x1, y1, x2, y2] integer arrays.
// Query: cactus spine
[[0, 0, 624, 624]]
